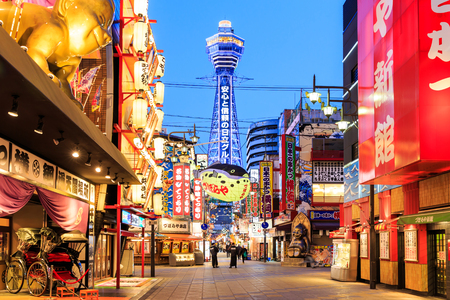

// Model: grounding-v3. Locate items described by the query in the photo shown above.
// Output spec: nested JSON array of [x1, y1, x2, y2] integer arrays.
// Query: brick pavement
[[144, 253, 441, 300]]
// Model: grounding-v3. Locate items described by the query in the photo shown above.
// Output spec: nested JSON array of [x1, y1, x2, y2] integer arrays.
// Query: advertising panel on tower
[[358, 0, 450, 185]]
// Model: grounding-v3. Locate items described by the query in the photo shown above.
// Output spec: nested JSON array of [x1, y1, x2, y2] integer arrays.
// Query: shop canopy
[[397, 209, 450, 225], [0, 28, 139, 185]]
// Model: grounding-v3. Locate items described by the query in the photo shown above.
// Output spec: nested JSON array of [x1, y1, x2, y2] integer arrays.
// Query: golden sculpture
[[0, 0, 114, 109]]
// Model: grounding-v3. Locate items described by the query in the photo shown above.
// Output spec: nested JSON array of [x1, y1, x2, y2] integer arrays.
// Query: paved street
[[144, 253, 440, 300]]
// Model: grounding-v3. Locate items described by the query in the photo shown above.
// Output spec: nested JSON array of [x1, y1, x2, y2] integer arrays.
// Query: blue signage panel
[[309, 210, 340, 221], [122, 211, 131, 225]]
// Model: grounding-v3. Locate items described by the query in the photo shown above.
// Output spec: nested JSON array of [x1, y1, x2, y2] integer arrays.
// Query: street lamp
[[309, 75, 358, 131]]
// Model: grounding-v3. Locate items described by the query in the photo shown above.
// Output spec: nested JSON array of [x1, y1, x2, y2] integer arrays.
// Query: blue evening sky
[[149, 0, 346, 158]]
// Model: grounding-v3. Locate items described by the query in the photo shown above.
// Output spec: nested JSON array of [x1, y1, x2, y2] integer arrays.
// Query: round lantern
[[132, 175, 145, 204], [132, 96, 148, 128], [155, 109, 164, 132], [133, 20, 148, 53], [133, 0, 148, 17], [155, 54, 165, 78], [152, 193, 164, 215], [154, 81, 164, 104], [134, 60, 149, 91], [154, 137, 165, 160], [200, 164, 250, 202]]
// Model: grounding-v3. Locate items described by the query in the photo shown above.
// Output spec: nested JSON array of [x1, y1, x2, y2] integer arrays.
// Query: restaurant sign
[[57, 168, 90, 201], [158, 218, 190, 234]]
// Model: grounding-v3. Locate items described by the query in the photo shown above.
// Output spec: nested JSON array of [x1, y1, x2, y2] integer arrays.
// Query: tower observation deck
[[206, 20, 245, 166]]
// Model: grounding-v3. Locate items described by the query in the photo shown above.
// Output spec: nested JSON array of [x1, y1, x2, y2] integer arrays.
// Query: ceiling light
[[8, 95, 19, 117], [34, 116, 44, 134], [85, 152, 92, 166], [72, 144, 80, 158], [95, 161, 102, 173], [111, 173, 118, 183], [53, 131, 65, 145], [105, 167, 111, 179]]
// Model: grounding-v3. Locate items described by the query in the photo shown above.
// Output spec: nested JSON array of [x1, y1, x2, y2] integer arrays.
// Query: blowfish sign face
[[200, 164, 250, 202]]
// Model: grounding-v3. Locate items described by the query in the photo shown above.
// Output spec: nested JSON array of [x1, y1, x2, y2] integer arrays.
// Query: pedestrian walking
[[236, 244, 242, 260], [211, 243, 219, 268], [241, 247, 247, 263], [229, 243, 238, 268], [226, 243, 231, 257]]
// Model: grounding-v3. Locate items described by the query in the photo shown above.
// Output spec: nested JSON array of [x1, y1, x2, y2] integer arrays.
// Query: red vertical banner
[[183, 164, 191, 216], [260, 161, 273, 219], [193, 179, 202, 221], [251, 183, 259, 217], [173, 164, 184, 216]]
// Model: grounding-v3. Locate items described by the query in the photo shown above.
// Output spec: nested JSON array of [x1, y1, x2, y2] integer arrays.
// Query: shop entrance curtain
[[0, 174, 36, 217], [36, 188, 89, 233], [0, 174, 89, 233]]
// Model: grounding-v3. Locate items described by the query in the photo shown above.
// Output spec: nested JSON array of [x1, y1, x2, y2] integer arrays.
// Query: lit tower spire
[[206, 20, 245, 166]]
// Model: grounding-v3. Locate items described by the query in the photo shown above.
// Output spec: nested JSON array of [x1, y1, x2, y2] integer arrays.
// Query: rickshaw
[[5, 227, 89, 296]]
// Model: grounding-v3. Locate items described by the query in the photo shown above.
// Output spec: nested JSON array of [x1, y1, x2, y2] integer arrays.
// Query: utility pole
[[151, 223, 155, 277], [369, 185, 376, 289]]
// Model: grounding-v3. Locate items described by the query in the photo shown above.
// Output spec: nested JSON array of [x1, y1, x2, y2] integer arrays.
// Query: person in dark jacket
[[241, 247, 247, 263], [229, 243, 238, 268], [236, 244, 242, 260], [226, 243, 231, 257], [211, 243, 219, 268]]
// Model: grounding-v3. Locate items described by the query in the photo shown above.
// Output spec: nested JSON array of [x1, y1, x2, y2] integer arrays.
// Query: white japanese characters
[[373, 0, 392, 38], [220, 84, 231, 162], [375, 115, 394, 167], [374, 49, 393, 108]]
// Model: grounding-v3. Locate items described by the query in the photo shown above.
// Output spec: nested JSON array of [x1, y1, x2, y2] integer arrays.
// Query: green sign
[[397, 210, 450, 225]]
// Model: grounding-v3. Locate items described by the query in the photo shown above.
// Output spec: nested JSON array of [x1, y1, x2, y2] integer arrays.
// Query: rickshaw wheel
[[27, 261, 48, 297], [5, 260, 25, 293]]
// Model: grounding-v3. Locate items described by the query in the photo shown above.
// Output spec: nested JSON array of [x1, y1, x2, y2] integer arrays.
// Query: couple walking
[[211, 242, 247, 268]]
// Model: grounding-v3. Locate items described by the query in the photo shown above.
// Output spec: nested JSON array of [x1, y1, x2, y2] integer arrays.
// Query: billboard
[[281, 135, 295, 211], [219, 78, 232, 164], [193, 178, 202, 221], [173, 163, 190, 217], [260, 161, 273, 219], [358, 0, 450, 185]]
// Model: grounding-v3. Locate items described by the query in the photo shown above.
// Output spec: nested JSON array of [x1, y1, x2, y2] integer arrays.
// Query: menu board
[[379, 231, 390, 259], [360, 233, 368, 258], [181, 242, 189, 253], [405, 229, 418, 262], [172, 242, 180, 254], [162, 241, 171, 254]]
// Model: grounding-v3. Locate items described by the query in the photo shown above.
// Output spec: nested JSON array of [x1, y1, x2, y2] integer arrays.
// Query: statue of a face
[[63, 0, 113, 56]]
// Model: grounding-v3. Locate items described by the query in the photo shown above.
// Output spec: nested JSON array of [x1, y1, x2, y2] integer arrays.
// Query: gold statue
[[0, 0, 114, 109]]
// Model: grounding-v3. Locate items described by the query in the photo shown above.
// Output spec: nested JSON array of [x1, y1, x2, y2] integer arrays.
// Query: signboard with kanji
[[358, 0, 450, 185], [281, 135, 295, 210], [193, 179, 202, 221], [259, 162, 273, 218]]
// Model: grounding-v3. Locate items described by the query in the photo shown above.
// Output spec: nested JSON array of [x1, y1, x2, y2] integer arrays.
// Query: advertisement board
[[281, 135, 295, 211], [358, 0, 450, 185], [260, 161, 273, 218], [218, 77, 232, 164], [193, 179, 202, 221]]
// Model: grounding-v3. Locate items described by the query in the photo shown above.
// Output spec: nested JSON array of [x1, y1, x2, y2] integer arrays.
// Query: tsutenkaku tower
[[206, 20, 244, 167]]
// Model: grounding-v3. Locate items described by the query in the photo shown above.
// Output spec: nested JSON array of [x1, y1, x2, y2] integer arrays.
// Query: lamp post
[[307, 75, 358, 131]]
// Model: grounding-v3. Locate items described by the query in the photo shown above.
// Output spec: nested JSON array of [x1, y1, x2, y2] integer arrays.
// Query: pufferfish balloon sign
[[200, 164, 250, 202]]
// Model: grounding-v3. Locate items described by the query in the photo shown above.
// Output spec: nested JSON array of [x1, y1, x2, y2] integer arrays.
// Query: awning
[[311, 221, 340, 231], [0, 28, 139, 185], [374, 223, 387, 230], [165, 234, 202, 240], [397, 209, 450, 225], [355, 226, 364, 233]]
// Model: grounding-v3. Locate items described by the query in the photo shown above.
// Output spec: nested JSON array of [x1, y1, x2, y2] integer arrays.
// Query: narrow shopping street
[[142, 253, 440, 300]]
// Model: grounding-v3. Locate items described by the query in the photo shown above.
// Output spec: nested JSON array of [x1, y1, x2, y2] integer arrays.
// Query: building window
[[351, 65, 358, 83], [352, 142, 359, 160]]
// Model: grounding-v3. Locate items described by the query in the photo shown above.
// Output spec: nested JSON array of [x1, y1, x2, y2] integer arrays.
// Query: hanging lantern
[[155, 109, 164, 132], [134, 60, 149, 91], [153, 193, 164, 215], [133, 0, 148, 17], [322, 105, 335, 118], [155, 54, 165, 78], [132, 96, 148, 128], [154, 137, 165, 160], [132, 175, 145, 204], [154, 81, 164, 104], [133, 20, 148, 53], [154, 166, 164, 188], [336, 120, 350, 131]]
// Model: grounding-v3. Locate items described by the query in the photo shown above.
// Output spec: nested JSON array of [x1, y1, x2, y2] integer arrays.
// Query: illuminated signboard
[[358, 0, 450, 185], [312, 184, 344, 204], [122, 211, 131, 225], [173, 163, 190, 217], [259, 161, 273, 218], [281, 135, 296, 210], [193, 179, 202, 221], [219, 78, 232, 164]]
